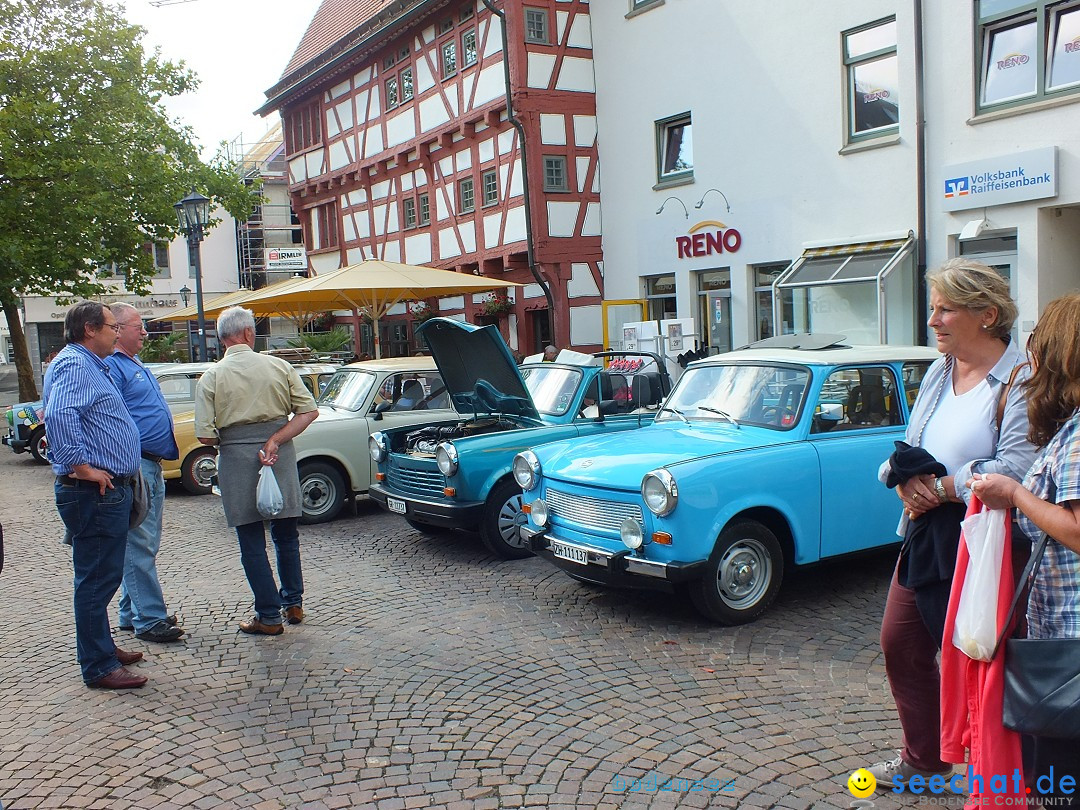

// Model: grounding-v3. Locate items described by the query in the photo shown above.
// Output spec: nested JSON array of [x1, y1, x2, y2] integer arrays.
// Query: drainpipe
[[914, 0, 928, 343], [480, 0, 557, 341]]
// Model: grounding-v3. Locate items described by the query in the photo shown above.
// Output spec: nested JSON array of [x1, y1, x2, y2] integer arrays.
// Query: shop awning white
[[775, 231, 916, 289]]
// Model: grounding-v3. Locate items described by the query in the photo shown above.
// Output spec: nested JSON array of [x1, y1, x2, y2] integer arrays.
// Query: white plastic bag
[[952, 507, 1007, 661], [256, 465, 284, 518]]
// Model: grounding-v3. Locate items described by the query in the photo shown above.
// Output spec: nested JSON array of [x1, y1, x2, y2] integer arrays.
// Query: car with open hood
[[368, 317, 672, 558], [291, 356, 457, 523], [514, 337, 940, 624]]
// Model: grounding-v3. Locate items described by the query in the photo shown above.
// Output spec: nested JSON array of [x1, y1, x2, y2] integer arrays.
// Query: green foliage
[[287, 328, 352, 353], [139, 331, 189, 363], [0, 0, 256, 397]]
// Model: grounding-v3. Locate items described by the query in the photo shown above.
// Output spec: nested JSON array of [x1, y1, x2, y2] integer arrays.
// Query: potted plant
[[480, 292, 513, 316], [410, 300, 436, 323]]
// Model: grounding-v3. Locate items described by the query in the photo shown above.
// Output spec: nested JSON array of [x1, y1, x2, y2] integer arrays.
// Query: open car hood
[[417, 318, 540, 420]]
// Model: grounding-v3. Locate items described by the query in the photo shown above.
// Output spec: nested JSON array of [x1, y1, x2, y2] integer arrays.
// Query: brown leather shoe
[[238, 617, 284, 636], [115, 647, 143, 666], [284, 605, 304, 625], [88, 666, 147, 689]]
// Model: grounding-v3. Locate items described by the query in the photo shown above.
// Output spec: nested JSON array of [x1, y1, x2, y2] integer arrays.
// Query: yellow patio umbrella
[[152, 275, 317, 323], [237, 260, 521, 357]]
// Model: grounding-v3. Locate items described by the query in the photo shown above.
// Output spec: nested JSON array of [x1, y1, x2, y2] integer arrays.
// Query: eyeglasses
[[118, 321, 145, 332], [102, 322, 121, 333]]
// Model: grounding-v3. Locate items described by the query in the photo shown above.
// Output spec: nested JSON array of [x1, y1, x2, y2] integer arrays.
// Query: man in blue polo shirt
[[104, 303, 184, 644], [44, 301, 147, 689]]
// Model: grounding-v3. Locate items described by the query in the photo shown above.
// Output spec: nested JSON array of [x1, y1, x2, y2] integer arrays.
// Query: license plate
[[551, 540, 589, 565], [387, 496, 406, 514]]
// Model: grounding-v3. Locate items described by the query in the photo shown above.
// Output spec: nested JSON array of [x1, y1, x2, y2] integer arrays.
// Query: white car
[[292, 357, 457, 523]]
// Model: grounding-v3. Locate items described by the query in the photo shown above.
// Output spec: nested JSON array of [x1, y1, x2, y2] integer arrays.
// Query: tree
[[0, 0, 254, 399]]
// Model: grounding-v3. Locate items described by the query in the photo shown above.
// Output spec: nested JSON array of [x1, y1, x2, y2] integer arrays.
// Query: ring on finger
[[913, 493, 921, 501]]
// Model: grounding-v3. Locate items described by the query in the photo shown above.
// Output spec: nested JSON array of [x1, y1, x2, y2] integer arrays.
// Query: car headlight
[[530, 498, 549, 527], [435, 442, 459, 476], [369, 432, 388, 463], [620, 517, 644, 550], [641, 469, 678, 516], [513, 450, 541, 491]]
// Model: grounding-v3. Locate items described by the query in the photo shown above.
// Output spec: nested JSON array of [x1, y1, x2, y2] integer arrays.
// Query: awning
[[775, 231, 916, 289]]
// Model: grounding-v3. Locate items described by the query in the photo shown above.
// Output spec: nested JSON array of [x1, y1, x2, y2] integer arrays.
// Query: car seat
[[394, 379, 425, 411], [846, 384, 888, 425], [631, 374, 658, 409]]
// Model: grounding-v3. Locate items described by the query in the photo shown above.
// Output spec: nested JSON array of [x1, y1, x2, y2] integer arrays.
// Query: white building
[[590, 0, 1080, 355]]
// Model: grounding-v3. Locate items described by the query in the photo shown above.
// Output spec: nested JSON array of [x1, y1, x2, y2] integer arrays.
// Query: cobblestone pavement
[[0, 452, 927, 810]]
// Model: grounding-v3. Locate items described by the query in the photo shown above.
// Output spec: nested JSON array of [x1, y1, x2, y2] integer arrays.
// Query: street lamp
[[178, 285, 191, 306], [174, 189, 211, 361]]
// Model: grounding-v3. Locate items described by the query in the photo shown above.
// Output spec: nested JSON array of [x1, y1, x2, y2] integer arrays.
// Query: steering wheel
[[760, 406, 797, 426]]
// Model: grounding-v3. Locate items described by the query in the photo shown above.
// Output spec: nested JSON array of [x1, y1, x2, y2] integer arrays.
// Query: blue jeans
[[235, 518, 303, 625], [55, 478, 132, 683], [118, 459, 169, 632]]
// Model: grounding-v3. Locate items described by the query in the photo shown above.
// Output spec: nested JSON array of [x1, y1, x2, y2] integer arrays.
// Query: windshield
[[520, 365, 584, 416], [658, 363, 811, 430], [318, 369, 378, 412]]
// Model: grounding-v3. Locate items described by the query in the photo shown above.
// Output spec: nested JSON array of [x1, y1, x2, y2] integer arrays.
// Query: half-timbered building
[[259, 0, 603, 357]]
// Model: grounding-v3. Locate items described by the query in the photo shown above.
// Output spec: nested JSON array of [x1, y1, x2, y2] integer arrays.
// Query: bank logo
[[944, 177, 970, 198]]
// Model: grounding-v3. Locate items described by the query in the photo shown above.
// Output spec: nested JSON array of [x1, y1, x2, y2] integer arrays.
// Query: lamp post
[[174, 189, 211, 361], [178, 285, 192, 359]]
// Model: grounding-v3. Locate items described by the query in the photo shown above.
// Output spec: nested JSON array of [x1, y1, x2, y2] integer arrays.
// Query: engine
[[404, 417, 506, 456]]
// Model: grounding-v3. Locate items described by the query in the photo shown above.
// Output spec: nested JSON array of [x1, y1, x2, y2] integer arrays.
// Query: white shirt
[[920, 378, 996, 475]]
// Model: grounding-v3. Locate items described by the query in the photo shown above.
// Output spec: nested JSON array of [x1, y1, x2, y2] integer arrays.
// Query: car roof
[[292, 363, 340, 374], [692, 344, 942, 368], [336, 356, 440, 373], [150, 362, 214, 375]]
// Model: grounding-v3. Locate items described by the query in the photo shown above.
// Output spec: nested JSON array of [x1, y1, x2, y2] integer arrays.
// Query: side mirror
[[812, 410, 841, 433], [372, 400, 391, 421]]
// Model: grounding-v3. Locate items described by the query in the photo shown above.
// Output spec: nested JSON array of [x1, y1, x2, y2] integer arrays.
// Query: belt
[[57, 474, 135, 488], [141, 452, 164, 464]]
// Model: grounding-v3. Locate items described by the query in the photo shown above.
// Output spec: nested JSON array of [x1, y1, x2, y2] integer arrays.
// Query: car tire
[[299, 461, 346, 524], [180, 447, 217, 495], [479, 479, 532, 560], [690, 520, 784, 625], [28, 428, 48, 464], [405, 518, 448, 535]]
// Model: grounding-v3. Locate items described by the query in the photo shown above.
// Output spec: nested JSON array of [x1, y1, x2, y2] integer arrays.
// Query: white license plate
[[551, 541, 589, 565], [387, 496, 406, 514]]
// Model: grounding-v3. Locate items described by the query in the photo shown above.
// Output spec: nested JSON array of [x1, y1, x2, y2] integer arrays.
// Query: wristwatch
[[934, 477, 948, 503]]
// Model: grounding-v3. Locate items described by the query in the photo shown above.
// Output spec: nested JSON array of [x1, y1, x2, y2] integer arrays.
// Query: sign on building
[[265, 247, 308, 271], [942, 147, 1057, 212]]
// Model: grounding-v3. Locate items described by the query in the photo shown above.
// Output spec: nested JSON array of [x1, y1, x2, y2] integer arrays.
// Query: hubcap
[[715, 539, 772, 609], [496, 494, 526, 548], [302, 475, 334, 514], [192, 455, 217, 488]]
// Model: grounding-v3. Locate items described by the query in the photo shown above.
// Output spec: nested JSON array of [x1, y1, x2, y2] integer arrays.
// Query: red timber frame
[[277, 0, 602, 355]]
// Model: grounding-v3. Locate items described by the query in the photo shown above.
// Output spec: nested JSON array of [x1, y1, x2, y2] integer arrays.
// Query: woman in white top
[[867, 259, 1035, 786]]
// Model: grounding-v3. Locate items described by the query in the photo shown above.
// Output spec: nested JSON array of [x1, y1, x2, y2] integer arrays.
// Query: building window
[[656, 113, 693, 184], [698, 269, 732, 355], [462, 29, 478, 67], [440, 18, 455, 34], [385, 76, 399, 109], [442, 40, 457, 77], [399, 46, 410, 60], [460, 4, 474, 21], [482, 169, 499, 206], [383, 55, 396, 70], [543, 156, 568, 192], [753, 263, 788, 340], [977, 1, 1080, 110], [459, 178, 475, 213], [644, 274, 677, 320], [285, 101, 322, 153], [145, 241, 170, 279], [525, 8, 549, 44], [400, 67, 414, 101], [310, 202, 338, 251], [418, 192, 430, 225], [403, 198, 417, 229], [844, 18, 899, 140]]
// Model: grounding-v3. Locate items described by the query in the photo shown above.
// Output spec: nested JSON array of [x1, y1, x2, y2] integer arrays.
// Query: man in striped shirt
[[44, 301, 147, 689]]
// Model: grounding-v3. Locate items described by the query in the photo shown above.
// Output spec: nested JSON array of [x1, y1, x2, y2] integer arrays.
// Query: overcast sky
[[121, 0, 324, 158]]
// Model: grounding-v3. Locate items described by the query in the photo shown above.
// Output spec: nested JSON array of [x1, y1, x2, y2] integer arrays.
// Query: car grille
[[386, 461, 444, 498], [545, 488, 643, 533]]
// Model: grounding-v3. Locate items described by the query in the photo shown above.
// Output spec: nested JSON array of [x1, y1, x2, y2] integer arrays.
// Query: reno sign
[[676, 221, 742, 259]]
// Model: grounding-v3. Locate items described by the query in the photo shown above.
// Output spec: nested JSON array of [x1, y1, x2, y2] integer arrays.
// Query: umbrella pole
[[373, 315, 381, 359]]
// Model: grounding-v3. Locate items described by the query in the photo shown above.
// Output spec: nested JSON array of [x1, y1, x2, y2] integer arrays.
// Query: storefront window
[[645, 274, 677, 320], [754, 263, 788, 340]]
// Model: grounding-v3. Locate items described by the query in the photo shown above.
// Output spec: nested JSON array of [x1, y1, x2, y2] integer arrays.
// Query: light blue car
[[515, 337, 941, 624], [368, 317, 671, 558]]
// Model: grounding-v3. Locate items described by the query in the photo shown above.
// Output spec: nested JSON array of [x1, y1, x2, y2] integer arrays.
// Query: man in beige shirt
[[195, 306, 318, 636]]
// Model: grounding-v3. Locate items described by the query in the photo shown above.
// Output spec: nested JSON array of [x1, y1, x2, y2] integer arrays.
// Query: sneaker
[[284, 605, 304, 625], [867, 755, 953, 788]]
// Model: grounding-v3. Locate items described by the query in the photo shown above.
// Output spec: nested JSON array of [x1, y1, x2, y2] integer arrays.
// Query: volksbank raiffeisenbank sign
[[942, 146, 1057, 211]]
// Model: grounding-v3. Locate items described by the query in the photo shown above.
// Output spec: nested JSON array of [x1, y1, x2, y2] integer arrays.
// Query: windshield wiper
[[659, 405, 689, 424], [698, 406, 740, 428]]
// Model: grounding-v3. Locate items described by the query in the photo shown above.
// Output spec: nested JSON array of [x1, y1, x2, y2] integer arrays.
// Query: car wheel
[[690, 520, 784, 625], [180, 448, 217, 495], [29, 428, 48, 464], [405, 518, 448, 535], [479, 479, 532, 560], [299, 462, 346, 524]]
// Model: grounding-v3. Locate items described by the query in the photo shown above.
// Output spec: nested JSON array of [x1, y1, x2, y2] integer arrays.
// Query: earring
[[982, 324, 989, 329]]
